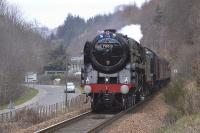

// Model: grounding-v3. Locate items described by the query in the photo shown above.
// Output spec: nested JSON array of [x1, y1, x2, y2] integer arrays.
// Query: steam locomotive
[[81, 29, 170, 111]]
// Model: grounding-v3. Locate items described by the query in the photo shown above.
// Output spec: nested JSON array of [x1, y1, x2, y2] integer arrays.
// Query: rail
[[88, 94, 153, 133], [35, 93, 156, 133], [35, 111, 92, 133]]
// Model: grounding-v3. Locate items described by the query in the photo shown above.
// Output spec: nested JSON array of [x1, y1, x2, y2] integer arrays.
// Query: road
[[0, 84, 81, 114], [34, 85, 81, 106]]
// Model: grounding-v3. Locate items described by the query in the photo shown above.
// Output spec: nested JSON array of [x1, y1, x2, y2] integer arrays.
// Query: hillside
[[52, 5, 140, 56], [0, 0, 199, 132], [53, 0, 200, 80], [52, 0, 200, 131]]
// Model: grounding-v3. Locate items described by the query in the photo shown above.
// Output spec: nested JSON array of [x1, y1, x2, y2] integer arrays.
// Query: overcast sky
[[7, 0, 149, 29]]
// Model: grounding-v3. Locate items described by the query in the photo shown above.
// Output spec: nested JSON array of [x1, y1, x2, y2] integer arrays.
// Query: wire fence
[[0, 94, 88, 123]]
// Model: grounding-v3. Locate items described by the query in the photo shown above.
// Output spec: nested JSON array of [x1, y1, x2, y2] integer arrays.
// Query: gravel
[[104, 92, 168, 133]]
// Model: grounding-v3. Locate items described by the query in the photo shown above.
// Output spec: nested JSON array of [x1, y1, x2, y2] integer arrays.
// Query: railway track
[[88, 95, 153, 133], [35, 94, 155, 133]]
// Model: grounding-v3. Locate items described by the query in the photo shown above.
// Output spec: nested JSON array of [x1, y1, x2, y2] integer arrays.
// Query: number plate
[[102, 44, 113, 49]]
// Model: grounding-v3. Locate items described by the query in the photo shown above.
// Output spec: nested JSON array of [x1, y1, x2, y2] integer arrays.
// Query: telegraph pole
[[65, 63, 70, 106], [65, 64, 68, 106]]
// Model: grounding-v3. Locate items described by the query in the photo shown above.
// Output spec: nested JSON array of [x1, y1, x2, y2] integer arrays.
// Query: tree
[[56, 14, 87, 46], [0, 1, 51, 105], [44, 44, 67, 71]]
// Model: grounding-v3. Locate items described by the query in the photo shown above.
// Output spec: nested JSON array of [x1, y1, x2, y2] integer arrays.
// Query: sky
[[7, 0, 150, 29]]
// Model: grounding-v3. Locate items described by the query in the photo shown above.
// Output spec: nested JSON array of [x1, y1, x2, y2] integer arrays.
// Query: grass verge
[[158, 113, 200, 133], [14, 87, 38, 106], [0, 87, 38, 109]]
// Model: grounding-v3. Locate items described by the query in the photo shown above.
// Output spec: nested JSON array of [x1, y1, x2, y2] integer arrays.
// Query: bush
[[192, 59, 200, 87], [164, 107, 183, 126], [164, 79, 200, 124], [181, 82, 200, 115], [163, 79, 185, 108]]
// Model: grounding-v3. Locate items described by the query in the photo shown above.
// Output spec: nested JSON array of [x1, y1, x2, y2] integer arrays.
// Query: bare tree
[[0, 1, 51, 105]]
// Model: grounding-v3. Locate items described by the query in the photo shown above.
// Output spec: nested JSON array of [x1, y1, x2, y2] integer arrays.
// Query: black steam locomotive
[[81, 29, 170, 111]]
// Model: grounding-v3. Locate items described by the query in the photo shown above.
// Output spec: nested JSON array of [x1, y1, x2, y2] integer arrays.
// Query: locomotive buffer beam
[[95, 92, 114, 108]]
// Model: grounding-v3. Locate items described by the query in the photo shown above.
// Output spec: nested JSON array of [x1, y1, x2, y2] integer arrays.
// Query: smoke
[[134, 0, 151, 8], [118, 24, 143, 42]]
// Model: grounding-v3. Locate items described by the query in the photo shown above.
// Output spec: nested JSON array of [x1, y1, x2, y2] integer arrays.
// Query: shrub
[[181, 82, 200, 115], [192, 59, 200, 87], [164, 107, 183, 126], [163, 79, 185, 108], [164, 79, 200, 124]]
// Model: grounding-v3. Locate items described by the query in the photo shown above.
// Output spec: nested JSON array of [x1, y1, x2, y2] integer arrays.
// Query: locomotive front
[[90, 30, 129, 74], [82, 29, 136, 111], [82, 29, 171, 111]]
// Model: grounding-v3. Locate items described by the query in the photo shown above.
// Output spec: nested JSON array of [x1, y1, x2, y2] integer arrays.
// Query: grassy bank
[[158, 79, 200, 132], [159, 113, 200, 133], [14, 87, 38, 106], [0, 87, 38, 109]]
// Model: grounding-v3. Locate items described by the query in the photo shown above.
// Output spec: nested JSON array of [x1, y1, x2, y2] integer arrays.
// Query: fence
[[0, 94, 89, 123]]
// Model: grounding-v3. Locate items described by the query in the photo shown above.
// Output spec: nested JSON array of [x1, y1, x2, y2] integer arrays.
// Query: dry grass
[[0, 101, 90, 133], [14, 109, 46, 128], [158, 113, 200, 133], [21, 104, 90, 133], [160, 80, 200, 132], [164, 80, 200, 116], [0, 108, 46, 133]]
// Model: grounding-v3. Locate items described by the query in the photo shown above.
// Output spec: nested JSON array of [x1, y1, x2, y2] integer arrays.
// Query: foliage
[[44, 44, 66, 71], [192, 59, 200, 86], [53, 7, 138, 55], [56, 14, 87, 46], [139, 0, 200, 78], [164, 80, 200, 125], [0, 0, 52, 105], [164, 107, 183, 126], [163, 79, 185, 107]]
